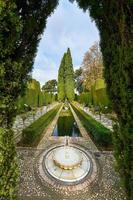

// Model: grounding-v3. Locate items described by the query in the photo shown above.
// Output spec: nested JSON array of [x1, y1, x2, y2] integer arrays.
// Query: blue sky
[[32, 0, 99, 86]]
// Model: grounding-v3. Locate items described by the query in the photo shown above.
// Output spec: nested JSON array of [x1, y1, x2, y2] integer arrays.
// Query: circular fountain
[[44, 137, 91, 183], [53, 146, 82, 170]]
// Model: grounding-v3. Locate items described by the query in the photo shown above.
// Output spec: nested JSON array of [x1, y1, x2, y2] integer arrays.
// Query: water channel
[[52, 105, 81, 137]]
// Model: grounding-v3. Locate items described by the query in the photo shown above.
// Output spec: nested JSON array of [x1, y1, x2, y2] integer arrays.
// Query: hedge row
[[16, 79, 57, 112], [78, 79, 110, 107], [72, 104, 112, 150], [18, 105, 60, 147]]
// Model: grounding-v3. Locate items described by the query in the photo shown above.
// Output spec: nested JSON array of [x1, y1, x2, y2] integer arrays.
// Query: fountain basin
[[53, 146, 82, 170], [44, 145, 91, 183]]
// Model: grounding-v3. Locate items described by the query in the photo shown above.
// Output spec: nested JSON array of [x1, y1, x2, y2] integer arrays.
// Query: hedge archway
[[0, 1, 132, 199]]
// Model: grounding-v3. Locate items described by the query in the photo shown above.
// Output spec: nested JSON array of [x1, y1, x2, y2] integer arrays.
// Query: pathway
[[17, 137, 126, 200], [16, 103, 126, 200]]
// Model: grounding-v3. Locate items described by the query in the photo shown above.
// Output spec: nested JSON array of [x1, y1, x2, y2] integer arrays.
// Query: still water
[[52, 108, 81, 137]]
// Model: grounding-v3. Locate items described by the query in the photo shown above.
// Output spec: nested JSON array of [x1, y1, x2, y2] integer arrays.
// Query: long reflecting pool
[[52, 107, 81, 137]]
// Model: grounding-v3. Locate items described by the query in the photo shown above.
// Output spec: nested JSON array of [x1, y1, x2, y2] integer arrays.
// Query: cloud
[[33, 0, 99, 85]]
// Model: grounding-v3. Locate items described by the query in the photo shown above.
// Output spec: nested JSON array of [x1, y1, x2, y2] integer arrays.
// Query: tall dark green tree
[[0, 0, 58, 199], [58, 53, 66, 101], [70, 1, 133, 199], [58, 49, 75, 101], [65, 48, 75, 101]]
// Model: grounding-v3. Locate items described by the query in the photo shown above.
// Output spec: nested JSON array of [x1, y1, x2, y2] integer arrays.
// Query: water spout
[[65, 136, 69, 146]]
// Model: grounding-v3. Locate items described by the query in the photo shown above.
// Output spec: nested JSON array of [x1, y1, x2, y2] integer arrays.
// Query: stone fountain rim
[[35, 143, 98, 191]]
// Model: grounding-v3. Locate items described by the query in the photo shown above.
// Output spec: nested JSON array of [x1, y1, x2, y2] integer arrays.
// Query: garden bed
[[17, 105, 61, 147], [72, 103, 113, 150]]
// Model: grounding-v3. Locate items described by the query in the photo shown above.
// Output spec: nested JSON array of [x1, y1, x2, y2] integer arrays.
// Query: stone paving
[[16, 103, 126, 200], [17, 138, 126, 200]]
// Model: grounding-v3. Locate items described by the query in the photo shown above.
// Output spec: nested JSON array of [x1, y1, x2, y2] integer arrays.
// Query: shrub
[[18, 105, 60, 147], [72, 104, 112, 149]]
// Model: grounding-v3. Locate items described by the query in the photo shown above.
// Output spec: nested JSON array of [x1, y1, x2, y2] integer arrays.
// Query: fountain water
[[44, 139, 91, 182], [53, 136, 82, 170]]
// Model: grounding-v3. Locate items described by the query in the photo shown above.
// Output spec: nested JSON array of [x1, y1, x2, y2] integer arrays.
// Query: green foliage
[[91, 79, 109, 106], [71, 1, 133, 198], [0, 2, 22, 199], [0, 128, 19, 200], [72, 104, 112, 149], [78, 80, 109, 107], [58, 48, 75, 101], [78, 92, 92, 106], [43, 92, 56, 105], [65, 48, 75, 101], [57, 110, 74, 136], [17, 79, 42, 111], [28, 79, 40, 91], [42, 79, 57, 93], [95, 88, 109, 106], [94, 79, 106, 90], [19, 105, 60, 147], [0, 0, 58, 198], [16, 79, 57, 111], [58, 53, 66, 101], [74, 67, 83, 93]]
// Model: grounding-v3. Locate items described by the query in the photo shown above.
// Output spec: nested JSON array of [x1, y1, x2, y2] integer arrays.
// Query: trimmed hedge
[[18, 105, 60, 147], [72, 104, 112, 149], [16, 80, 57, 112], [91, 80, 110, 106], [78, 92, 92, 106]]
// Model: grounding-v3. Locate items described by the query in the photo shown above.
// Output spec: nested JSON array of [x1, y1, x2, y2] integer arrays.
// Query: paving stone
[[17, 138, 126, 200]]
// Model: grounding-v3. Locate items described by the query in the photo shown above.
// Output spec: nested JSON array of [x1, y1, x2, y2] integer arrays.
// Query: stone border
[[37, 104, 63, 149], [69, 104, 98, 151], [35, 143, 99, 193]]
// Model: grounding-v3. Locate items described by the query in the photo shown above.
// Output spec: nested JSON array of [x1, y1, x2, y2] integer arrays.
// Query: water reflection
[[53, 109, 81, 137]]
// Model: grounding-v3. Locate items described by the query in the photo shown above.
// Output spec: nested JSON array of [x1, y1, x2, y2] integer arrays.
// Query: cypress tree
[[58, 53, 66, 101], [70, 1, 133, 199], [0, 0, 58, 198], [58, 48, 75, 101], [65, 48, 75, 101]]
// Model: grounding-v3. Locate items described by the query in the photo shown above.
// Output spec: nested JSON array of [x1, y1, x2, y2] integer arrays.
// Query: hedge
[[18, 105, 60, 147], [72, 104, 112, 150]]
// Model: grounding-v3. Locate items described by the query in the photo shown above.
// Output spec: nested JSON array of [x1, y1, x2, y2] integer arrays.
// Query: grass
[[18, 104, 61, 147], [72, 103, 113, 150]]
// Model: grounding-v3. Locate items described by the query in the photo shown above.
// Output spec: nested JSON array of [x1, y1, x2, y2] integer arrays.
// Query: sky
[[32, 0, 99, 86]]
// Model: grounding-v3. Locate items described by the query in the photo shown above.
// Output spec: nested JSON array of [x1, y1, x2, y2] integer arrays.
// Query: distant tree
[[58, 48, 75, 101], [0, 0, 58, 198], [42, 79, 57, 93], [58, 53, 66, 101], [70, 1, 133, 199], [82, 42, 103, 90], [74, 67, 83, 94], [65, 48, 75, 101]]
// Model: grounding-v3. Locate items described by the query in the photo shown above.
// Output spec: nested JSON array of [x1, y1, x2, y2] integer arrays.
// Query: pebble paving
[[17, 138, 126, 200], [16, 103, 126, 200]]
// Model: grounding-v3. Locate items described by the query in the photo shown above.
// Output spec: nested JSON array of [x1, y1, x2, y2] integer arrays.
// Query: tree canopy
[[0, 1, 58, 199], [42, 79, 57, 93], [82, 42, 103, 91], [70, 1, 133, 199], [74, 68, 83, 94], [58, 48, 75, 101]]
